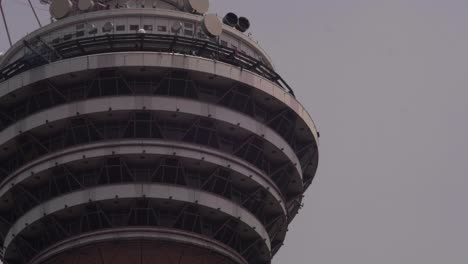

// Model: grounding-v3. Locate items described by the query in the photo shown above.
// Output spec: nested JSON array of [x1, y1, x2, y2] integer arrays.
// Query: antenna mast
[[0, 0, 12, 47], [27, 0, 43, 27]]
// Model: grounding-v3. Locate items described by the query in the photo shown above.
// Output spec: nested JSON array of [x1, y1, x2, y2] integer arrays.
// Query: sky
[[1, 0, 468, 264]]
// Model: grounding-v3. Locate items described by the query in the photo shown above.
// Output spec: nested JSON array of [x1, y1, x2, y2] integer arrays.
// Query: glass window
[[144, 25, 153, 31], [76, 31, 85, 37], [184, 29, 193, 36], [102, 22, 114, 33], [116, 25, 125, 31], [130, 25, 139, 31], [220, 40, 228, 47], [63, 34, 73, 41], [198, 31, 207, 39], [157, 25, 167, 32], [171, 22, 182, 33], [89, 28, 98, 34]]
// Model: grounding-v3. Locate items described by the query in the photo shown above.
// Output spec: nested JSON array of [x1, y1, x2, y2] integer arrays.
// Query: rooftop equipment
[[223, 12, 238, 27], [236, 16, 250, 32], [202, 13, 222, 37]]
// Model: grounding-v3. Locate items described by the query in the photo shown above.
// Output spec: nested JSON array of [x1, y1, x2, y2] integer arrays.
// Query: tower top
[[46, 0, 210, 20]]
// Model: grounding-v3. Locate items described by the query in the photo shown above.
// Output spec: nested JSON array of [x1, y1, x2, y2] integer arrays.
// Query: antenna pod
[[235, 17, 250, 32], [50, 0, 73, 20], [223, 12, 238, 27], [202, 13, 222, 37], [185, 0, 209, 14], [78, 0, 95, 11]]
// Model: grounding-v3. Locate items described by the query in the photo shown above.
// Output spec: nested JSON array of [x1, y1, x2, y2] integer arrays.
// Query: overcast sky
[[1, 0, 468, 264]]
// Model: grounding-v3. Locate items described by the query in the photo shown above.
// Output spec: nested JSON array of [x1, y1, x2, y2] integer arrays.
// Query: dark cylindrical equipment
[[235, 16, 250, 32], [223, 12, 238, 27]]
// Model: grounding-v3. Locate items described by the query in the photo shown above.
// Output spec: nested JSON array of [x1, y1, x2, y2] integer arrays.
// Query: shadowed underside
[[42, 240, 235, 264], [31, 228, 246, 264]]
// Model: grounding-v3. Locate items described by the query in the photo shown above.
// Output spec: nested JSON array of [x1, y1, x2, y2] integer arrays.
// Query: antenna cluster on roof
[[47, 0, 212, 20]]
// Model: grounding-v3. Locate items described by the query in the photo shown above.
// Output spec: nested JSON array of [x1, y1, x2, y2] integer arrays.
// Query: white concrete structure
[[0, 1, 319, 263]]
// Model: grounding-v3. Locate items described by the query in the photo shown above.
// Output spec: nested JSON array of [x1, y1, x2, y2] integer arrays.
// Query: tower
[[0, 1, 319, 263]]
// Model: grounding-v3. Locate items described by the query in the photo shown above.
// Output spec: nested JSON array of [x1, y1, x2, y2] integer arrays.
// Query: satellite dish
[[185, 0, 209, 14], [202, 14, 222, 37], [235, 17, 250, 32], [137, 28, 146, 34], [78, 0, 94, 11], [50, 0, 73, 20], [223, 13, 238, 27]]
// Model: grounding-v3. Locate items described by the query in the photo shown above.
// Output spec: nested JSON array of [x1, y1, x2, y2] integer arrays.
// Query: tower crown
[[46, 0, 210, 20]]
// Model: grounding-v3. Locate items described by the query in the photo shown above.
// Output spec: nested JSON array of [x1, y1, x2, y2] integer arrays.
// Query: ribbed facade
[[0, 3, 318, 264]]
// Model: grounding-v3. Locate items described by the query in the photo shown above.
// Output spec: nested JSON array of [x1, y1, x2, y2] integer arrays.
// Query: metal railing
[[0, 33, 295, 96]]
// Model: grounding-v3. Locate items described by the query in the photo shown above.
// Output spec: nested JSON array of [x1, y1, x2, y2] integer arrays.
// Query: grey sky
[[1, 0, 468, 264]]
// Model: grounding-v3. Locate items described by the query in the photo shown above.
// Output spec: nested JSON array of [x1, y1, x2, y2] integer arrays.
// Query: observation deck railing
[[0, 33, 295, 96]]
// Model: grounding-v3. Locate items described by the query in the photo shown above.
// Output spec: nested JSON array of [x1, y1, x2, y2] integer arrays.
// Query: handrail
[[0, 33, 295, 96]]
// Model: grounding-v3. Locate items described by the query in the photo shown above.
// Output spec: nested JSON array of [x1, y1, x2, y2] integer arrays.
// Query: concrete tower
[[0, 1, 319, 263]]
